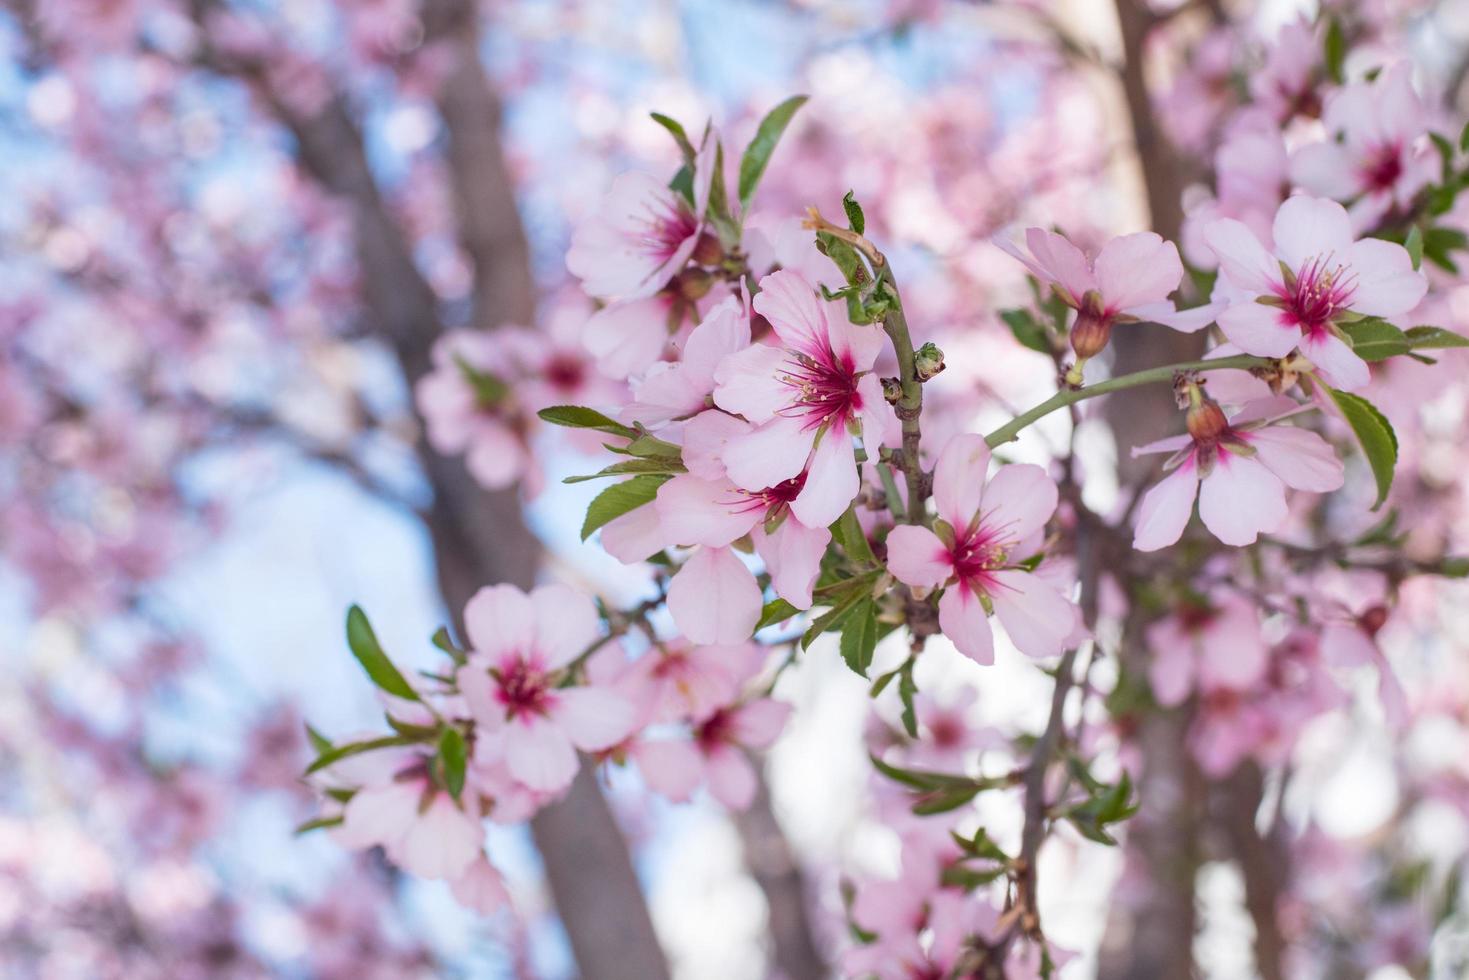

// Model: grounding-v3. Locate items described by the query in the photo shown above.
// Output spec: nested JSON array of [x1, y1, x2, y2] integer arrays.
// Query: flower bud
[[1069, 291, 1112, 361], [676, 267, 714, 301], [1358, 605, 1389, 637], [691, 232, 724, 267], [914, 342, 946, 382], [881, 376, 903, 404], [1185, 397, 1230, 444]]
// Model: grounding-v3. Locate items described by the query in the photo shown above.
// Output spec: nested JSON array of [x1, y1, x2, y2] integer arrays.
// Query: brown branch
[[730, 760, 828, 980]]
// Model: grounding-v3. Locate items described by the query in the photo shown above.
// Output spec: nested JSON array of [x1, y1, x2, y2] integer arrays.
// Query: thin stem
[[881, 294, 928, 524], [983, 355, 1273, 449]]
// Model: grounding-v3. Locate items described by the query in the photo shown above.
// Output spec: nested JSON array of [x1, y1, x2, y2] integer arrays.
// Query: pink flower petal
[[1218, 302, 1301, 358], [981, 463, 1058, 546], [937, 586, 995, 665], [1133, 457, 1200, 552], [753, 518, 831, 609], [553, 686, 638, 751], [531, 583, 602, 669], [931, 433, 991, 531], [1344, 238, 1426, 317], [1272, 195, 1354, 273], [989, 570, 1076, 659], [1095, 232, 1182, 311], [1247, 425, 1345, 493], [655, 474, 759, 548], [790, 428, 859, 528], [464, 584, 536, 660], [503, 714, 579, 792], [1203, 217, 1281, 296], [666, 546, 762, 645], [1197, 452, 1287, 546], [720, 414, 810, 492], [885, 525, 952, 589]]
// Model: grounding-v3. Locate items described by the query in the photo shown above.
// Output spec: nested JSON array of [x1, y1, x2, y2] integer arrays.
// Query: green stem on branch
[[880, 295, 928, 525], [983, 355, 1274, 449]]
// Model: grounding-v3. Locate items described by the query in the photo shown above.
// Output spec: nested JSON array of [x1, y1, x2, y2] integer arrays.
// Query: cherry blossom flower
[[1202, 195, 1427, 390], [415, 329, 530, 490], [1132, 395, 1345, 550], [885, 434, 1079, 664], [331, 746, 484, 881], [565, 137, 716, 300], [996, 227, 1214, 363], [1249, 17, 1322, 122], [712, 269, 890, 529], [633, 698, 790, 809], [456, 584, 637, 793], [1290, 64, 1435, 230], [1146, 595, 1268, 706]]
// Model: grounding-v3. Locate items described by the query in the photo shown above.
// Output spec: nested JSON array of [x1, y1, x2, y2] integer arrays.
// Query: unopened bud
[[881, 376, 903, 404], [1185, 396, 1230, 444], [914, 342, 946, 382], [677, 267, 713, 301], [1069, 307, 1113, 362], [691, 232, 724, 267], [1358, 605, 1389, 637]]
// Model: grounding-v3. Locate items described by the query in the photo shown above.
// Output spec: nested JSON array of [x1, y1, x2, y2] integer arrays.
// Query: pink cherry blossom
[[995, 227, 1213, 352], [1202, 195, 1427, 390], [1133, 396, 1345, 550], [712, 269, 890, 529], [565, 137, 716, 300], [332, 746, 485, 881], [1146, 595, 1268, 707], [415, 329, 530, 490], [885, 433, 1078, 664], [1290, 64, 1435, 230], [635, 698, 791, 810], [456, 584, 637, 793]]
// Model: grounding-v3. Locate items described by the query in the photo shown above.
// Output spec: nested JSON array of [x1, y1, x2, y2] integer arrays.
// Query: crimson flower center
[[1281, 254, 1357, 331], [949, 527, 1008, 587], [635, 197, 698, 263], [1361, 144, 1404, 193], [495, 656, 553, 720], [777, 346, 861, 431]]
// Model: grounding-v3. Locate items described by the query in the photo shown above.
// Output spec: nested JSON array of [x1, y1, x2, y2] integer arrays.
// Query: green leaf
[[430, 626, 466, 664], [756, 598, 800, 630], [1423, 226, 1467, 273], [564, 456, 686, 483], [454, 356, 509, 406], [346, 606, 420, 701], [867, 753, 983, 792], [295, 815, 345, 835], [839, 600, 879, 678], [1327, 387, 1398, 510], [841, 190, 866, 235], [911, 783, 984, 816], [738, 95, 809, 211], [437, 726, 468, 801], [815, 231, 870, 289], [650, 112, 695, 161], [1323, 17, 1346, 85], [669, 164, 695, 207], [304, 724, 333, 756], [1440, 557, 1469, 578], [705, 139, 740, 245], [1000, 308, 1051, 355], [1340, 318, 1409, 361], [581, 474, 671, 541], [952, 828, 1009, 863], [800, 580, 872, 650], [1405, 225, 1424, 270], [538, 405, 638, 439], [305, 734, 421, 775], [831, 507, 877, 566], [1405, 325, 1469, 350], [1460, 120, 1469, 154], [897, 659, 919, 738]]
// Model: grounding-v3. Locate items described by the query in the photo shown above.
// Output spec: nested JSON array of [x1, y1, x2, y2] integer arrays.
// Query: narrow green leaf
[[1405, 225, 1424, 270], [437, 726, 468, 801], [839, 600, 879, 677], [430, 626, 466, 664], [581, 474, 670, 541], [295, 815, 345, 835], [867, 753, 982, 791], [912, 783, 983, 816], [563, 456, 686, 484], [756, 597, 800, 631], [649, 112, 695, 161], [801, 578, 873, 650], [305, 734, 421, 775], [346, 606, 420, 701], [1323, 18, 1346, 85], [738, 95, 809, 211], [538, 405, 638, 439], [897, 659, 918, 738], [1328, 387, 1398, 510], [1405, 325, 1469, 350], [305, 724, 333, 755], [842, 190, 866, 235], [815, 231, 870, 289], [1000, 308, 1051, 355], [1340, 318, 1409, 362], [1460, 120, 1469, 154]]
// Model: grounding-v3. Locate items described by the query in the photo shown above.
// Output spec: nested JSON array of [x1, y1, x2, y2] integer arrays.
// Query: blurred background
[[6, 0, 1469, 977]]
